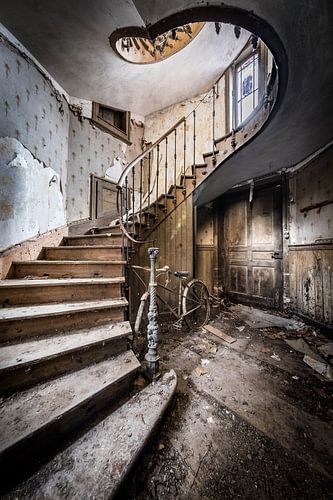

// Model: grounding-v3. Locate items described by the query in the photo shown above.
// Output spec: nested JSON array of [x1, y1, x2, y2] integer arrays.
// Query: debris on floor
[[285, 338, 320, 358], [285, 337, 333, 381], [303, 355, 333, 381], [118, 303, 333, 499], [204, 323, 236, 343], [230, 304, 305, 330], [192, 338, 218, 355], [318, 342, 333, 361], [195, 366, 208, 376]]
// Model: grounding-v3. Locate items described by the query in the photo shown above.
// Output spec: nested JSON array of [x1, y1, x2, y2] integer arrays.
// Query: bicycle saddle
[[174, 271, 189, 278]]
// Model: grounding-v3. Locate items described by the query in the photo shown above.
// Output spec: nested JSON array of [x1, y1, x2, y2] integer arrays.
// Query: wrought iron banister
[[116, 116, 186, 244], [117, 117, 186, 187], [116, 40, 278, 249]]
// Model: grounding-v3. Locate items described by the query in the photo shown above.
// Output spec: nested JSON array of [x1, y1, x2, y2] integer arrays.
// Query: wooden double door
[[221, 184, 283, 309]]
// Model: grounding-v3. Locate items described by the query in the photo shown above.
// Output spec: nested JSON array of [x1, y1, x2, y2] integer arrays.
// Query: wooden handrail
[[117, 116, 186, 188]]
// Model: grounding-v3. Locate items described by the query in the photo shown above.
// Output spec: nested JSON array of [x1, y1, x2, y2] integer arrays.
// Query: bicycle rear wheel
[[182, 279, 210, 330]]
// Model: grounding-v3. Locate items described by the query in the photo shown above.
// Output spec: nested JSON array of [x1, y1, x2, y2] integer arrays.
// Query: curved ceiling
[[1, 0, 332, 198], [0, 1, 249, 116], [132, 0, 333, 204]]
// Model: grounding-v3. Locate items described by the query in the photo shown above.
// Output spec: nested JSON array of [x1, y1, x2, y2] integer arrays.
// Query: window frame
[[92, 102, 131, 143], [234, 50, 259, 126], [228, 40, 267, 131]]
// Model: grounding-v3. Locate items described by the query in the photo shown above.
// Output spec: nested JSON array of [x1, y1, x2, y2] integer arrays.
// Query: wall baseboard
[[0, 225, 68, 279]]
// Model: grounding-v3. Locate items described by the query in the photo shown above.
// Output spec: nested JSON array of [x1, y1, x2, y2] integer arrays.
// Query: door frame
[[218, 176, 284, 309]]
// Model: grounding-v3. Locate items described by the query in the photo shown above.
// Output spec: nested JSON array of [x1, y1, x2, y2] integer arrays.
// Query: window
[[92, 102, 130, 143], [235, 51, 259, 126]]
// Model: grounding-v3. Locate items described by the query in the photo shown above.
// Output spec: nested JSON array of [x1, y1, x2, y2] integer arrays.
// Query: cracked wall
[[0, 32, 70, 199], [0, 26, 144, 246], [288, 145, 333, 325], [0, 137, 66, 249], [0, 28, 69, 249]]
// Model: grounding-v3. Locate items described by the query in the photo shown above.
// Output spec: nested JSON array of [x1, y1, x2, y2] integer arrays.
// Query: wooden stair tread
[[89, 226, 123, 232], [203, 150, 219, 158], [0, 277, 125, 287], [64, 234, 121, 239], [0, 298, 128, 322], [0, 321, 131, 371], [180, 174, 196, 179], [6, 370, 177, 499], [43, 245, 123, 250], [0, 350, 140, 456], [13, 260, 126, 265]]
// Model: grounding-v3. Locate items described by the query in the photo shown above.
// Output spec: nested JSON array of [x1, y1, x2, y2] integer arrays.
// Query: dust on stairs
[[0, 230, 176, 498]]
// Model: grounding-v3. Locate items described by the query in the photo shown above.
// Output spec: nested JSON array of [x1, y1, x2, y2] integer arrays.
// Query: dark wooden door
[[222, 184, 283, 308]]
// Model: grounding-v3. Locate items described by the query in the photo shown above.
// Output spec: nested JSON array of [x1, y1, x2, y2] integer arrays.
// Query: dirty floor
[[117, 305, 333, 499]]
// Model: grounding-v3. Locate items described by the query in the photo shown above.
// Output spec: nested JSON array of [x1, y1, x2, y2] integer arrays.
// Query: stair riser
[[0, 283, 122, 306], [13, 262, 124, 278], [64, 236, 122, 246], [0, 337, 127, 395], [0, 373, 137, 489], [43, 247, 122, 261], [0, 307, 125, 343]]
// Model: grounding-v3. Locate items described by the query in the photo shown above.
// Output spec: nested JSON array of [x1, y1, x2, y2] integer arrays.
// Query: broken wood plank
[[204, 324, 236, 344]]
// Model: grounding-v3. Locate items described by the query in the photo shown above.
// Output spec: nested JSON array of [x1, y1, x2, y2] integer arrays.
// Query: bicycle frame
[[157, 282, 202, 320], [132, 265, 206, 333]]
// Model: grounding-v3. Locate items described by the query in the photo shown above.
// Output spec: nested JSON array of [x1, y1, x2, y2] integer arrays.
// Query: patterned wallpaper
[[0, 35, 70, 197], [67, 115, 143, 222], [0, 32, 144, 229]]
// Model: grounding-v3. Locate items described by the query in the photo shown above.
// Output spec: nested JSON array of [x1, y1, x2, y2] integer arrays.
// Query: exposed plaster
[[0, 138, 66, 249]]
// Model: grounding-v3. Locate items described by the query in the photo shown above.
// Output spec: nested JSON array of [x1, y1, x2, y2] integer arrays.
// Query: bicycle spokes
[[183, 280, 210, 330]]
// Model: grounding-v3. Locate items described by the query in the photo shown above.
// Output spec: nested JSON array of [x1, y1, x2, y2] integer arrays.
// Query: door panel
[[90, 174, 127, 221], [230, 265, 248, 294], [223, 185, 282, 308]]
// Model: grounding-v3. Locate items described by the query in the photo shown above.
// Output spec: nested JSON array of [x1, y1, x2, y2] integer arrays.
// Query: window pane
[[235, 52, 259, 126], [241, 94, 254, 122], [241, 59, 253, 97]]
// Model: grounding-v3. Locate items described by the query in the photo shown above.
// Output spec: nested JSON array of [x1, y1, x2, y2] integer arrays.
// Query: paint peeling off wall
[[288, 147, 333, 245], [0, 137, 66, 250], [0, 34, 69, 199], [288, 145, 333, 325]]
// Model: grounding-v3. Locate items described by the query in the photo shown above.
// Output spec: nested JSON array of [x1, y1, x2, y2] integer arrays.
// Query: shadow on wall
[[0, 137, 66, 250]]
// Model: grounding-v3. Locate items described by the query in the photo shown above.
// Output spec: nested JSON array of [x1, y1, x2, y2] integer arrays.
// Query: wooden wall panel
[[289, 245, 333, 326], [129, 195, 193, 323], [195, 205, 217, 293]]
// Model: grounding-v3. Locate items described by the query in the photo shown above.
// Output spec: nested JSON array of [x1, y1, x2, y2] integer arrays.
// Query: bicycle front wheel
[[182, 279, 210, 330]]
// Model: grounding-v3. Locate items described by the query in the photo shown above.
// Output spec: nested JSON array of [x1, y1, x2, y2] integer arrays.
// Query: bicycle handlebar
[[131, 265, 170, 273]]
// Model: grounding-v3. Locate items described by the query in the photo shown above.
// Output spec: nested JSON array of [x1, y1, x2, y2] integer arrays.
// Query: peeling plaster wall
[[0, 27, 69, 250], [0, 26, 145, 244], [67, 110, 144, 223], [288, 148, 333, 245], [0, 30, 70, 198], [0, 138, 66, 249]]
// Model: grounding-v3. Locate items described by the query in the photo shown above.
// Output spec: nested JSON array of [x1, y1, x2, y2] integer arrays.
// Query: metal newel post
[[145, 247, 160, 380]]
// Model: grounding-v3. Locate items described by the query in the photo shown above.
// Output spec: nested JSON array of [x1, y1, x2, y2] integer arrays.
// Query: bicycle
[[131, 264, 211, 335]]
